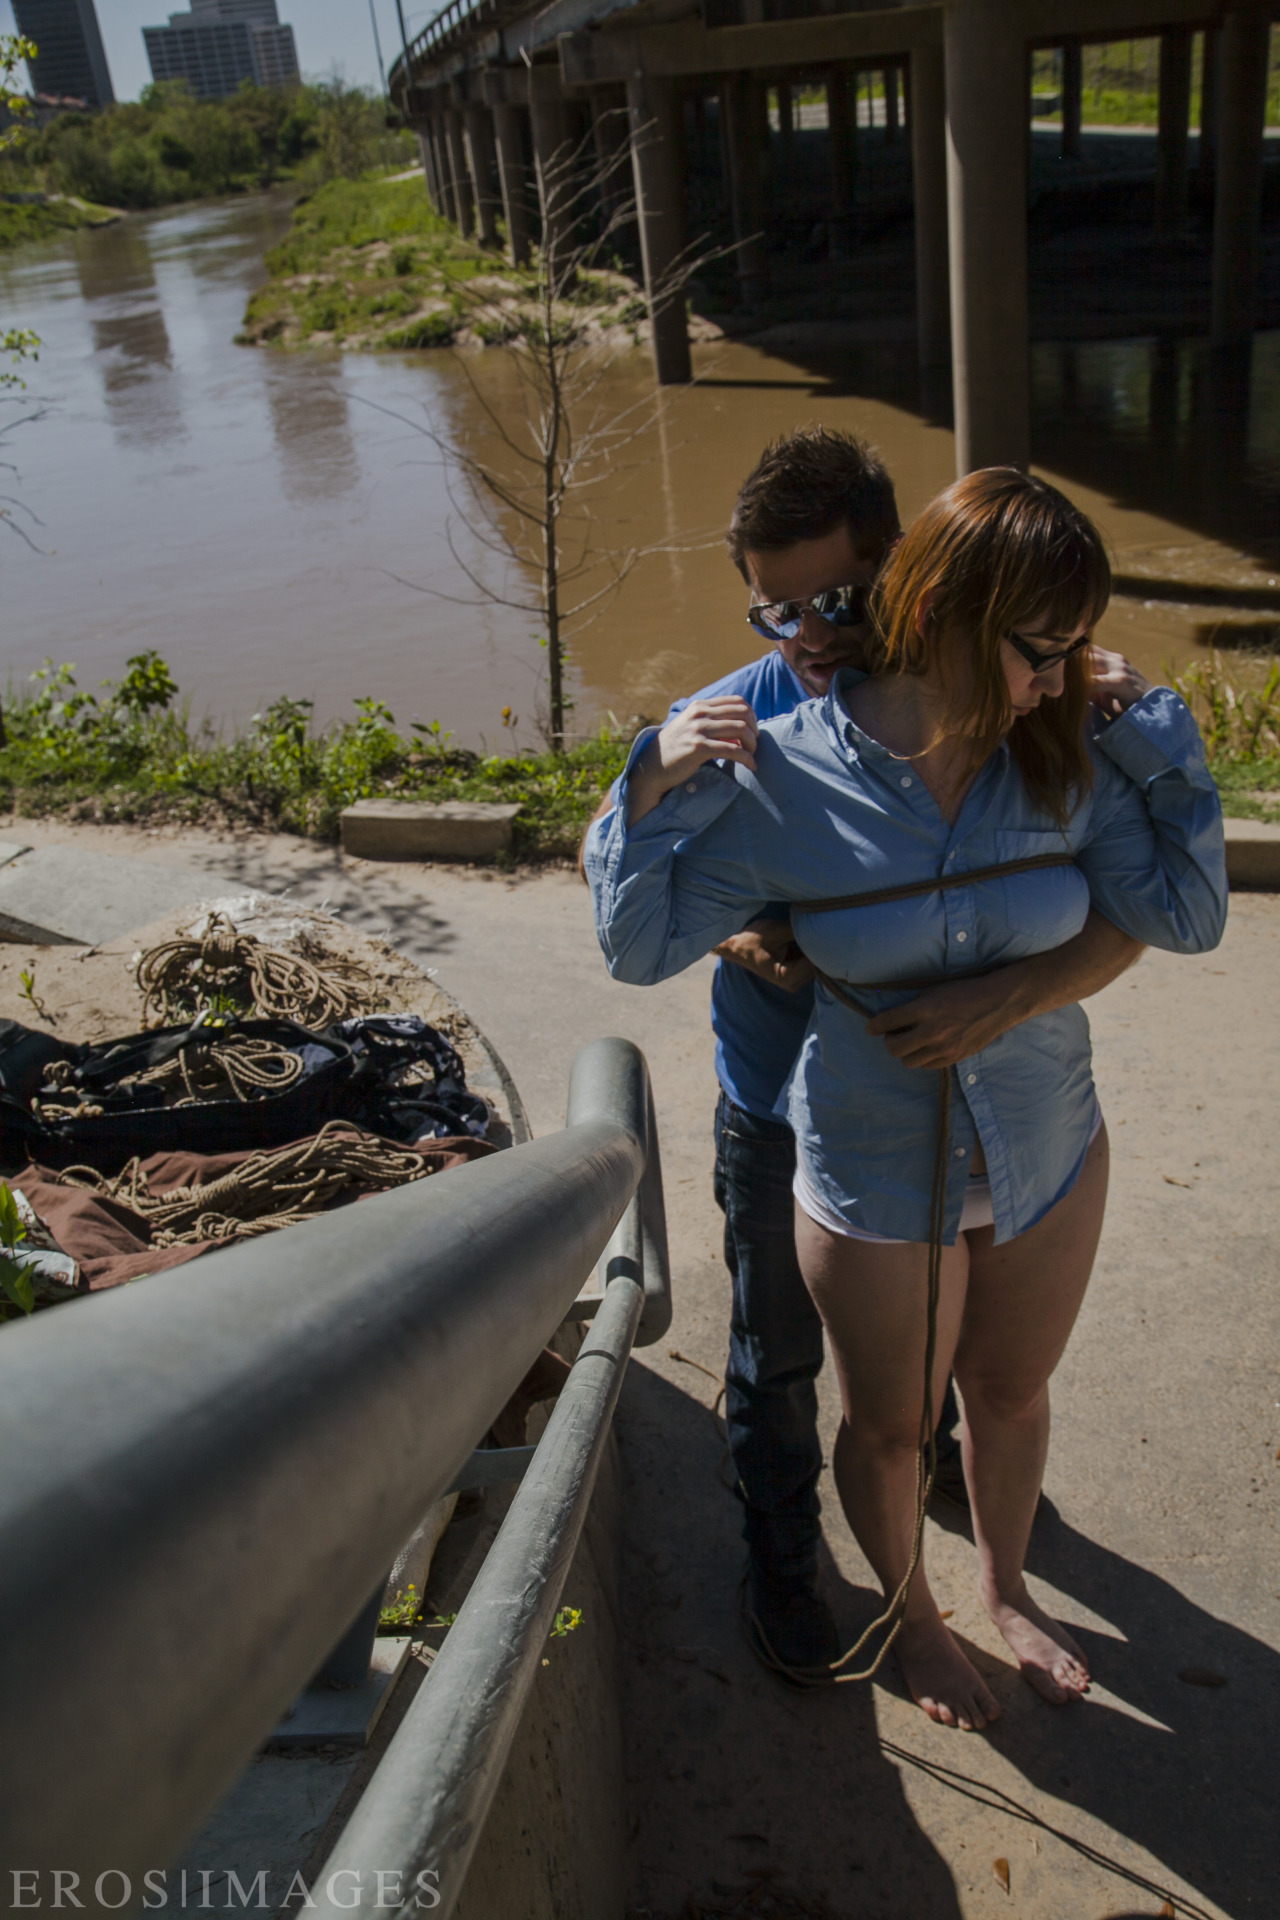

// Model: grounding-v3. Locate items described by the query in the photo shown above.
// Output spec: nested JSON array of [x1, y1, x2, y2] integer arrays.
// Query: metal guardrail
[[0, 1036, 670, 1905]]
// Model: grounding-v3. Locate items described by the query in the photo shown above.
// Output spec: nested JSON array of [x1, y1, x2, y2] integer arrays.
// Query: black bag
[[0, 1016, 360, 1173]]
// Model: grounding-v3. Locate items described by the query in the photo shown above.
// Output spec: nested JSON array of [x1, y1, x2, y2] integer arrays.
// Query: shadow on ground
[[619, 1363, 1275, 1919]]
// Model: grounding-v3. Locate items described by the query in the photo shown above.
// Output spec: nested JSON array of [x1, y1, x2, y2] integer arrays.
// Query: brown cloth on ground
[[13, 1133, 497, 1292]]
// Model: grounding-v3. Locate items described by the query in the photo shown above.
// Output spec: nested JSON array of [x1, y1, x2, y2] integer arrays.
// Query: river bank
[[235, 172, 680, 353], [0, 193, 118, 249]]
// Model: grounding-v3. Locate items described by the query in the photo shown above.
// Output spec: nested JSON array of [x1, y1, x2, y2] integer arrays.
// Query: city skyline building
[[142, 0, 299, 100], [11, 0, 114, 108]]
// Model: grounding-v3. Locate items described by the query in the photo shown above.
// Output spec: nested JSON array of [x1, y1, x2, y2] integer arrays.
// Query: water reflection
[[71, 218, 181, 446], [263, 357, 358, 504]]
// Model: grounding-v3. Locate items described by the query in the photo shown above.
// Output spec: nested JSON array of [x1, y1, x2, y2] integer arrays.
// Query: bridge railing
[[0, 1036, 670, 1912]]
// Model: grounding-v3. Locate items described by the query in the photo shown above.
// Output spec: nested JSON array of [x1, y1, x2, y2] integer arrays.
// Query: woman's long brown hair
[[865, 469, 1111, 823]]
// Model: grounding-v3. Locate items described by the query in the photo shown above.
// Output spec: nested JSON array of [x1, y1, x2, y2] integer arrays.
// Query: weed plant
[[1170, 650, 1280, 823], [0, 652, 630, 862]]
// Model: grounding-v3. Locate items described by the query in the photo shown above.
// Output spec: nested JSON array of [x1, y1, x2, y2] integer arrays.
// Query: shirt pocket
[[985, 829, 1088, 956]]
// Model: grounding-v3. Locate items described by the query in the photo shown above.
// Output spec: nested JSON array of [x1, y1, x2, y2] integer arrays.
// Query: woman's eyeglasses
[[1005, 629, 1092, 675], [747, 585, 867, 643]]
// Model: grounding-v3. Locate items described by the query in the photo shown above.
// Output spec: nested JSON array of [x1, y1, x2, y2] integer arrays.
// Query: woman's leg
[[954, 1124, 1110, 1703], [795, 1207, 1000, 1731]]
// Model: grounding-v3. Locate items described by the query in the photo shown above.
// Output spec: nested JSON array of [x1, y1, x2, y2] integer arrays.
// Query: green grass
[[0, 195, 118, 250], [237, 172, 647, 353], [0, 656, 628, 864]]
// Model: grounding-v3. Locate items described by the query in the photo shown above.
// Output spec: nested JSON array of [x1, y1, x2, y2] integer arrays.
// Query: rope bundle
[[136, 912, 377, 1031], [60, 1120, 433, 1246]]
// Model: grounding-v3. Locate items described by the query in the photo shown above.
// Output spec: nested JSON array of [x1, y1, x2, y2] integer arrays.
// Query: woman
[[586, 470, 1226, 1732]]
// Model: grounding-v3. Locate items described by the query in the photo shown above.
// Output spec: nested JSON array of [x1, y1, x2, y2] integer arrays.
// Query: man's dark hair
[[726, 426, 900, 575]]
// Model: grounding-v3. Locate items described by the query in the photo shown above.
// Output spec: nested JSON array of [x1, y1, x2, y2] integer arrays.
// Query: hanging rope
[[59, 1120, 434, 1246], [739, 852, 1075, 1687], [136, 912, 377, 1031]]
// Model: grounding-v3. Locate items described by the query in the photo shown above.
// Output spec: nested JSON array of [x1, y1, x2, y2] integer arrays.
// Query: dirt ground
[[3, 815, 1276, 1920]]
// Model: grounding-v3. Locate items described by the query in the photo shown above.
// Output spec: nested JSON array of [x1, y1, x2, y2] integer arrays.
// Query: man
[[597, 428, 1144, 1684]]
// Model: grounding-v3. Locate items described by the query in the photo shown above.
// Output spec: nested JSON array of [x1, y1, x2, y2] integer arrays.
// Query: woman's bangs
[[1017, 533, 1111, 641]]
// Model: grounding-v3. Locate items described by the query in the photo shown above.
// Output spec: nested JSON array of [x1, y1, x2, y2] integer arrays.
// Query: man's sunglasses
[[1005, 629, 1092, 675], [747, 584, 867, 643]]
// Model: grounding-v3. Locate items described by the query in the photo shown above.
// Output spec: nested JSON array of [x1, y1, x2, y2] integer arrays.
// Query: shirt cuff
[[1093, 685, 1209, 786], [616, 732, 744, 843]]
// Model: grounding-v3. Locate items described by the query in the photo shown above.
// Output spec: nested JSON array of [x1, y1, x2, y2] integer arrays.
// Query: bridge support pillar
[[1210, 1, 1271, 347], [884, 64, 899, 143], [492, 102, 531, 267], [422, 100, 453, 222], [1198, 25, 1221, 193], [945, 0, 1030, 472], [463, 101, 502, 248], [825, 64, 856, 260], [445, 107, 475, 238], [721, 69, 767, 305], [1155, 26, 1192, 237], [626, 72, 692, 384], [590, 84, 631, 233], [910, 40, 949, 405], [528, 66, 575, 276], [1061, 38, 1081, 160]]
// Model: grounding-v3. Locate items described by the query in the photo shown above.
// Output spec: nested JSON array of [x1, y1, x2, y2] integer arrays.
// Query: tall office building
[[12, 0, 114, 108], [142, 0, 299, 101]]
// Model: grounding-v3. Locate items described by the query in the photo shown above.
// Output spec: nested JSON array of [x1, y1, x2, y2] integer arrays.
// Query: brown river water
[[1, 190, 1277, 747]]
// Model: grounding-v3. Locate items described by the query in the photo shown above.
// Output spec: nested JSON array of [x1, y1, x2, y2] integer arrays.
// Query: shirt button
[[967, 1072, 977, 1085], [954, 1146, 967, 1158], [685, 781, 698, 794], [900, 775, 913, 788], [955, 930, 968, 943]]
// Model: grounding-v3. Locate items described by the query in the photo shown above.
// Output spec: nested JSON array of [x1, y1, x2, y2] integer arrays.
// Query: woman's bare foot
[[896, 1609, 1001, 1731], [981, 1580, 1090, 1705]]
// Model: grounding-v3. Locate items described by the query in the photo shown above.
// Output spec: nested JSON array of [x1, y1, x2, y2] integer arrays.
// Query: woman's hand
[[627, 698, 760, 824], [1088, 646, 1153, 719]]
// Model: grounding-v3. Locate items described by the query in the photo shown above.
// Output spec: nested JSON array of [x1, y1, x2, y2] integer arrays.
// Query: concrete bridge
[[390, 0, 1276, 475]]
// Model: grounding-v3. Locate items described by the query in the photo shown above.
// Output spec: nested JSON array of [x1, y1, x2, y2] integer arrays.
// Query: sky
[[0, 0, 439, 101]]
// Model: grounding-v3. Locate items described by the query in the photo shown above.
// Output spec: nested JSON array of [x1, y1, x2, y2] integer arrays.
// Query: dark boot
[[740, 1558, 840, 1687]]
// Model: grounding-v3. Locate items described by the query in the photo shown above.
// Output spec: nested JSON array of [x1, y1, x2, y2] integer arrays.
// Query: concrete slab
[[0, 845, 224, 946], [170, 1751, 361, 1913], [1224, 816, 1280, 889], [0, 841, 31, 868], [266, 1638, 413, 1752], [339, 799, 521, 862]]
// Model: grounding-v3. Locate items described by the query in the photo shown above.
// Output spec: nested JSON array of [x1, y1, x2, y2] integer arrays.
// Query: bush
[[0, 653, 631, 860], [385, 310, 454, 349], [0, 80, 413, 215]]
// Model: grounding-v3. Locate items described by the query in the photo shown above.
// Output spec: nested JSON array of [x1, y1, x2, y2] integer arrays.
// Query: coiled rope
[[136, 912, 376, 1030], [59, 1120, 433, 1246]]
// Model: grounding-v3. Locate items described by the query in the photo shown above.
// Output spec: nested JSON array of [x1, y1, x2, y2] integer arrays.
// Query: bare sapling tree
[[380, 114, 720, 752]]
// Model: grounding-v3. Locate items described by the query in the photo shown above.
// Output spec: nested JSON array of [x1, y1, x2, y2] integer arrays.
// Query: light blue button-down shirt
[[586, 673, 1227, 1246]]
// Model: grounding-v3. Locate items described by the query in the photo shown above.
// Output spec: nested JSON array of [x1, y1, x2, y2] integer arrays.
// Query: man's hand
[[627, 698, 759, 824], [864, 908, 1145, 1069], [1089, 645, 1153, 719], [865, 973, 1014, 1069], [714, 918, 816, 993]]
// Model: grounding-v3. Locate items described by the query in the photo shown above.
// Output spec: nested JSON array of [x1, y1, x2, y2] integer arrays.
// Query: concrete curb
[[1224, 817, 1280, 889], [340, 800, 521, 862]]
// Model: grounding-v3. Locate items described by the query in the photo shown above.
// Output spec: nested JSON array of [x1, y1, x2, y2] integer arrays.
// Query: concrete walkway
[[6, 820, 1276, 1920]]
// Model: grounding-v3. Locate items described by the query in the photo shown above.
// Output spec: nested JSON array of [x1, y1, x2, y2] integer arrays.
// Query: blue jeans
[[713, 1091, 963, 1583], [714, 1093, 825, 1581]]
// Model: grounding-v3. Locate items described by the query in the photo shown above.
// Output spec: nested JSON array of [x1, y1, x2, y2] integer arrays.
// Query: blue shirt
[[668, 650, 814, 1119], [586, 673, 1227, 1246]]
